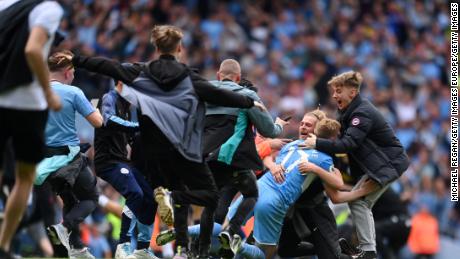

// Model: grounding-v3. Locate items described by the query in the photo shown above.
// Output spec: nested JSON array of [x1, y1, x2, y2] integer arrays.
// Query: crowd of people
[[0, 0, 457, 259]]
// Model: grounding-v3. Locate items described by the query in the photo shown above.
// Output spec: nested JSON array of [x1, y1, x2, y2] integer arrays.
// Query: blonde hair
[[305, 109, 327, 122], [314, 118, 341, 139], [327, 71, 363, 91], [151, 25, 183, 54]]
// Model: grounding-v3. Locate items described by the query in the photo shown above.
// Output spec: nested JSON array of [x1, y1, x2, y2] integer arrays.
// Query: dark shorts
[[0, 107, 48, 166]]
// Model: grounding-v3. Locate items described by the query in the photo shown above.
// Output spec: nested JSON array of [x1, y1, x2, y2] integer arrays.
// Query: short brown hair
[[48, 50, 73, 72], [151, 25, 183, 53], [314, 118, 341, 139], [327, 71, 363, 91]]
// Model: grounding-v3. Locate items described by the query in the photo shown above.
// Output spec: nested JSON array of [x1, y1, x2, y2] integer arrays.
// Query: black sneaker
[[339, 238, 360, 256], [352, 250, 377, 259]]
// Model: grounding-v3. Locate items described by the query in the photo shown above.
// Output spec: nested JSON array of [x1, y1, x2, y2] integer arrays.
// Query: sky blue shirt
[[259, 139, 334, 205], [45, 81, 95, 147]]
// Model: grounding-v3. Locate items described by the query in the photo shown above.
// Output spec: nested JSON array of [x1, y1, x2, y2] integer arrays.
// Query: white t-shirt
[[0, 0, 63, 110]]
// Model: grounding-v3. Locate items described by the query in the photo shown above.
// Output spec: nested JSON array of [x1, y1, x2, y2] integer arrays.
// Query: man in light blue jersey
[[35, 51, 103, 259], [157, 118, 374, 258]]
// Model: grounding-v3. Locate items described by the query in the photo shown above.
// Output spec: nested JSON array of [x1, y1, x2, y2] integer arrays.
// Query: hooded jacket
[[72, 54, 255, 162], [204, 80, 282, 170]]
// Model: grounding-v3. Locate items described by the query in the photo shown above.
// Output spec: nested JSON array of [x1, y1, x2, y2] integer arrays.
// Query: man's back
[[45, 82, 94, 147]]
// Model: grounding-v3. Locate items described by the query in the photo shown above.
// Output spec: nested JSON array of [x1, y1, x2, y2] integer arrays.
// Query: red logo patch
[[352, 118, 360, 126]]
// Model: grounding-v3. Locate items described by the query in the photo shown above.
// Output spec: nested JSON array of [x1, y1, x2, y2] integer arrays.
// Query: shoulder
[[30, 1, 63, 21]]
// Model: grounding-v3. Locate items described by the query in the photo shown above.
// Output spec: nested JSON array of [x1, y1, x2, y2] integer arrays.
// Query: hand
[[268, 138, 292, 150], [269, 164, 286, 183], [55, 51, 73, 63], [45, 90, 62, 111], [298, 160, 315, 175], [299, 133, 316, 149], [115, 81, 123, 93], [253, 101, 266, 111], [359, 179, 379, 194], [275, 117, 289, 127]]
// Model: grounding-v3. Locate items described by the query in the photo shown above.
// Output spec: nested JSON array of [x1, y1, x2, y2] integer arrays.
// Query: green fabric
[[336, 209, 350, 226], [35, 146, 80, 185], [218, 111, 248, 165], [107, 213, 121, 240]]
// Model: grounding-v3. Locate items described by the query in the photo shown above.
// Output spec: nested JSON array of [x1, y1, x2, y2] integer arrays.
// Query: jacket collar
[[339, 94, 363, 121]]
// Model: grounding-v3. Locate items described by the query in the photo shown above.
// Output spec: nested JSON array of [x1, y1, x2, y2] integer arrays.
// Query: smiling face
[[331, 84, 358, 110], [298, 114, 318, 140]]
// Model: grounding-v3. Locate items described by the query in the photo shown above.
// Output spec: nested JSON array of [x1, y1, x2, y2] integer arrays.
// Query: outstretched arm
[[298, 161, 343, 189], [324, 178, 379, 203]]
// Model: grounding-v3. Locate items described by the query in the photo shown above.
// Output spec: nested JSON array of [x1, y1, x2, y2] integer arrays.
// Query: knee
[[209, 190, 220, 209], [349, 198, 370, 209], [127, 188, 144, 202]]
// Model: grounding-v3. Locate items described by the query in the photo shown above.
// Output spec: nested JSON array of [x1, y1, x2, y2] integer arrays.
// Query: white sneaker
[[47, 223, 70, 250], [154, 187, 174, 226], [127, 248, 159, 259], [115, 242, 132, 258], [230, 234, 243, 255], [69, 247, 95, 259]]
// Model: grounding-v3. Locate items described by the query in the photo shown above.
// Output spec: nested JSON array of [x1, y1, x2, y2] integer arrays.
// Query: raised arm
[[67, 55, 142, 84], [190, 71, 256, 108], [315, 112, 373, 153]]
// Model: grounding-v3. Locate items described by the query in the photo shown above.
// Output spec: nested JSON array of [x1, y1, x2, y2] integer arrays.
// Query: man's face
[[331, 84, 357, 110], [299, 115, 318, 139]]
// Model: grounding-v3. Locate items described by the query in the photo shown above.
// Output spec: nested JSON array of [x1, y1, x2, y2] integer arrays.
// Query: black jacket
[[0, 0, 43, 93], [72, 55, 255, 108], [316, 95, 409, 186], [94, 89, 138, 172]]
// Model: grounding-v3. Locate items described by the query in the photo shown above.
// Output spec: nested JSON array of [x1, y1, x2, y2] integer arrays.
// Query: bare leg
[[0, 161, 36, 251]]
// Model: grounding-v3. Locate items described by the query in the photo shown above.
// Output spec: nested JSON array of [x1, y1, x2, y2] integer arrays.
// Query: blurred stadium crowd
[[1, 0, 457, 258]]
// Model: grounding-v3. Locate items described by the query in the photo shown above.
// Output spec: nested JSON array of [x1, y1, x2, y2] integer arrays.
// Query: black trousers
[[48, 167, 98, 249], [139, 116, 219, 252], [278, 202, 344, 259], [208, 161, 258, 236], [375, 215, 411, 259]]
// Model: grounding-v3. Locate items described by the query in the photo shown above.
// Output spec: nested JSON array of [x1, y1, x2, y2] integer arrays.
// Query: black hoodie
[[72, 54, 255, 108]]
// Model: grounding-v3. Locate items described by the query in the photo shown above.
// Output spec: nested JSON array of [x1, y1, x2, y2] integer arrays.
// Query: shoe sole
[[230, 235, 242, 256], [156, 230, 176, 246], [47, 225, 70, 250], [155, 188, 174, 226]]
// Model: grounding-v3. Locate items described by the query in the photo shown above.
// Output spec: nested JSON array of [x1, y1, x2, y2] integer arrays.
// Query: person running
[[35, 51, 102, 259], [304, 71, 410, 259], [92, 80, 158, 259], [56, 25, 264, 259], [0, 1, 63, 257], [202, 59, 288, 254]]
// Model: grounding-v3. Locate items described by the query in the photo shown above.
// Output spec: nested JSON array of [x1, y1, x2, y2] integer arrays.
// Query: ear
[[217, 72, 221, 81], [235, 74, 241, 83]]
